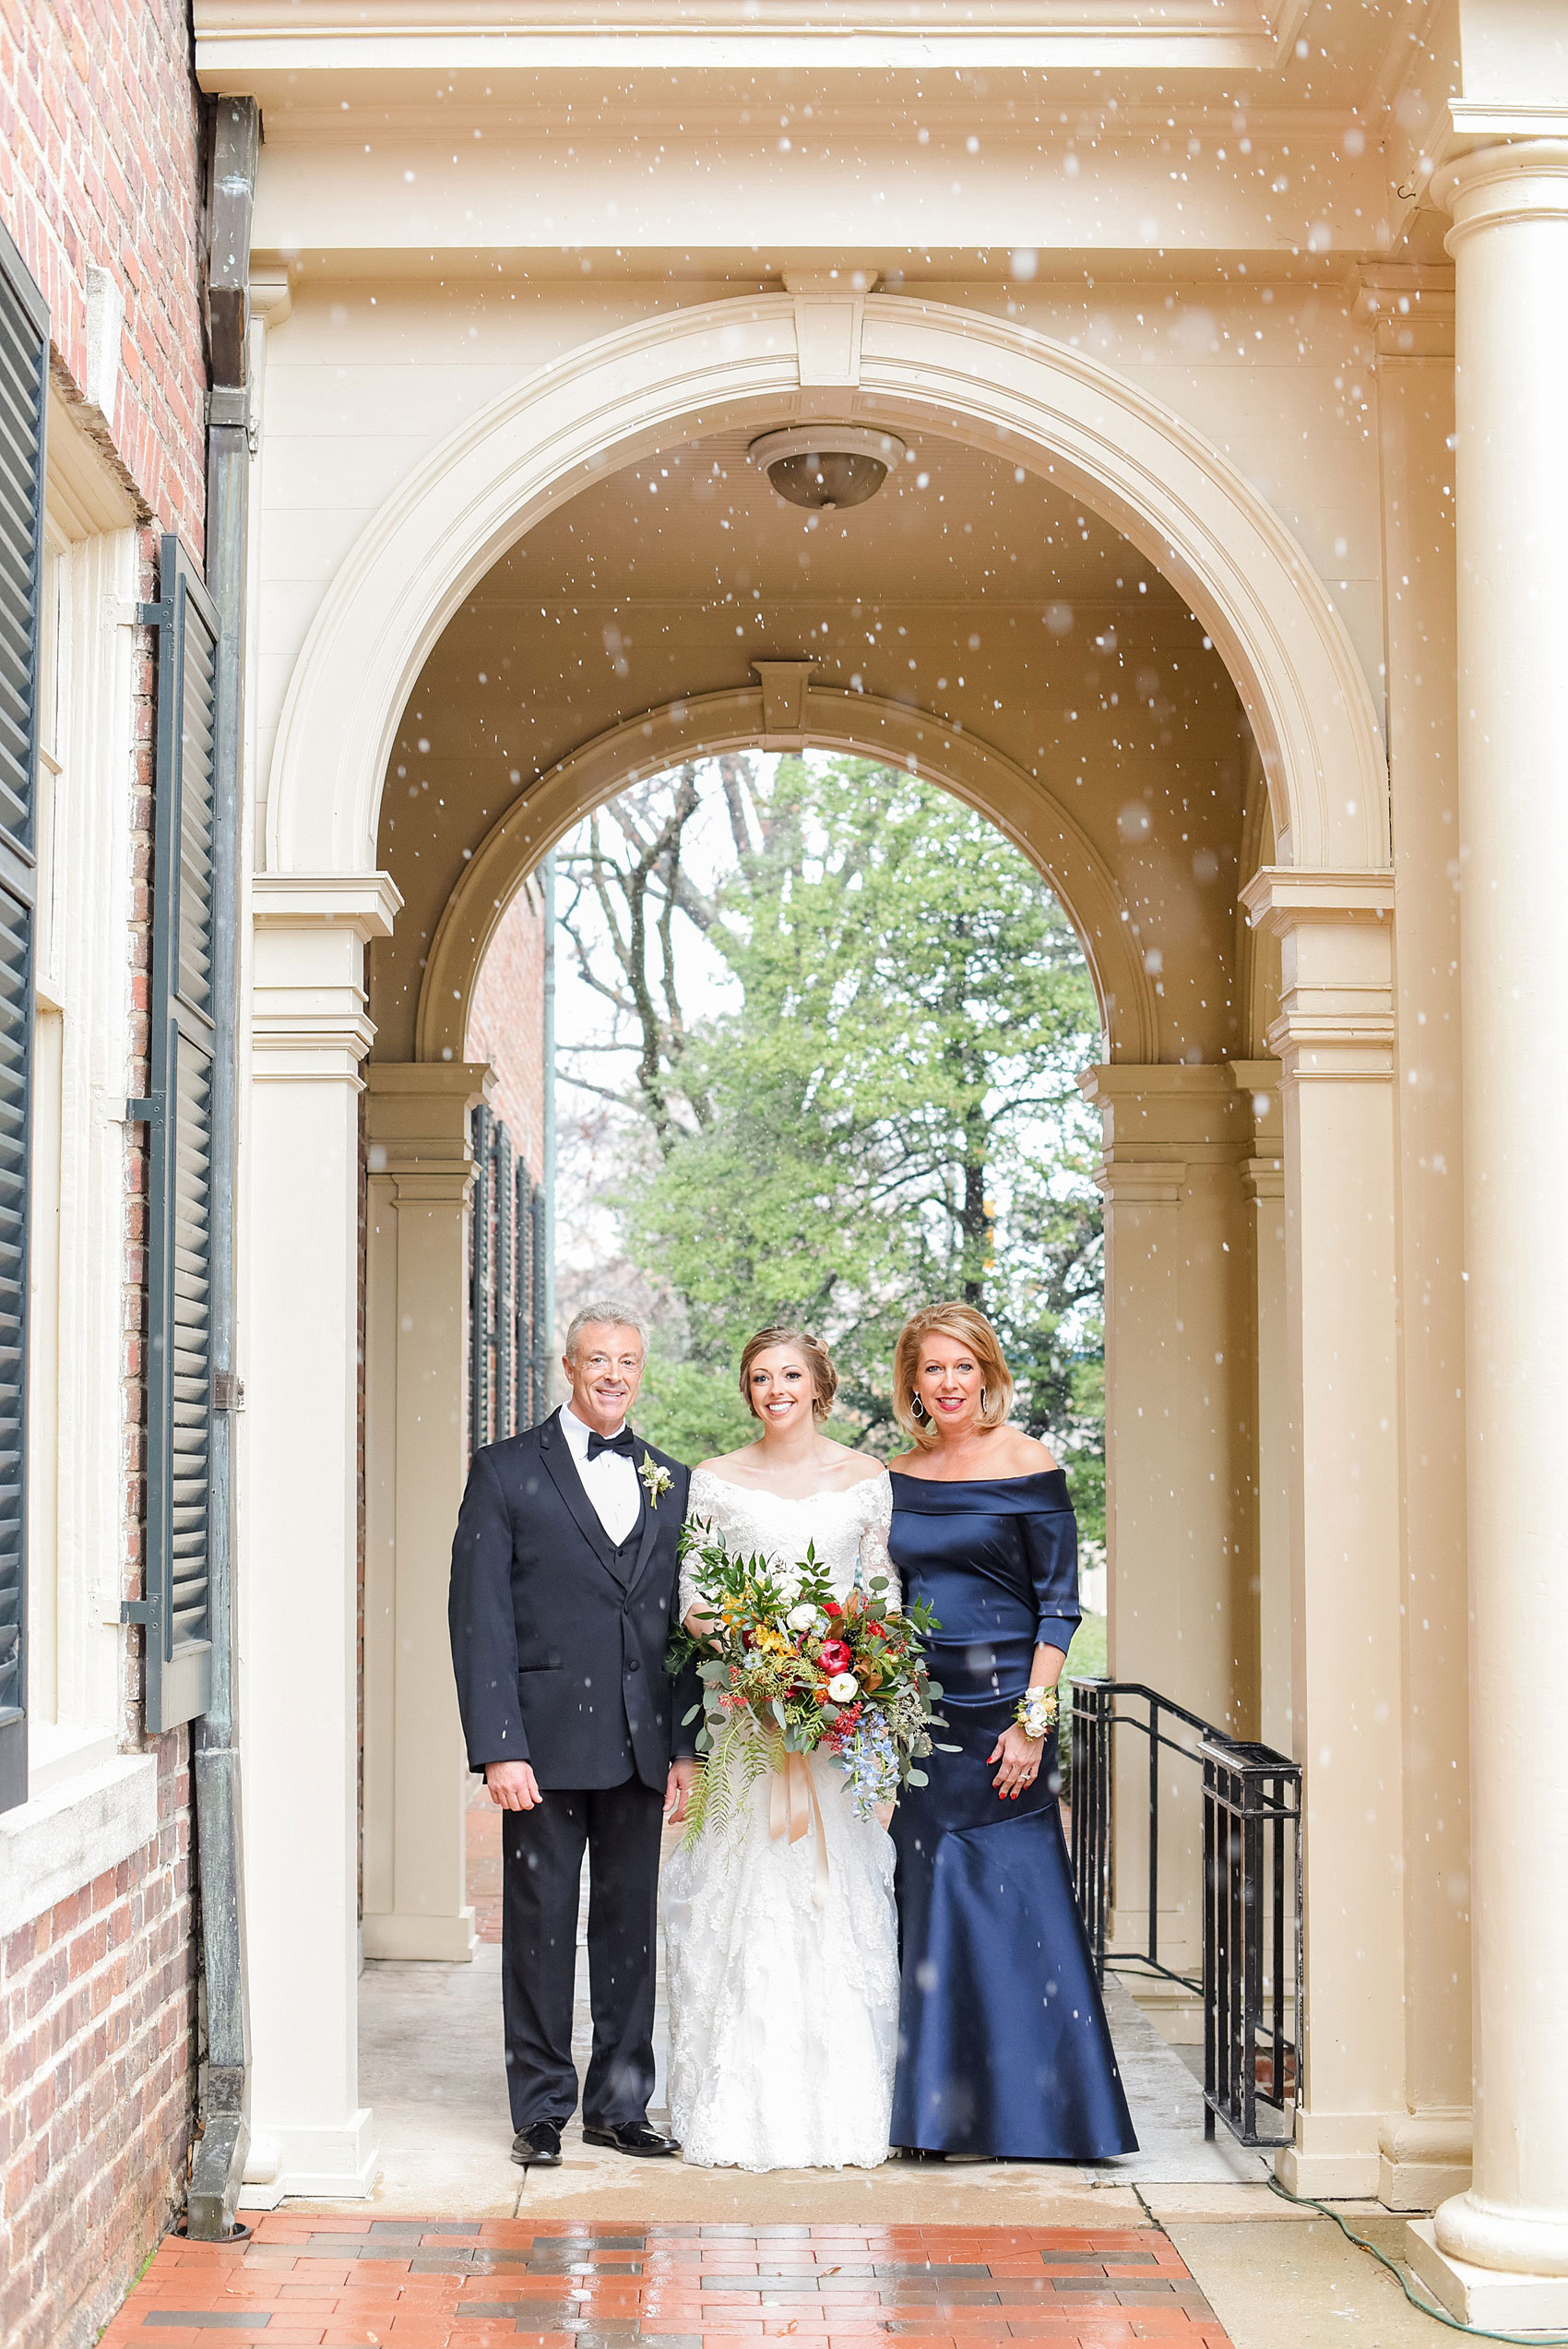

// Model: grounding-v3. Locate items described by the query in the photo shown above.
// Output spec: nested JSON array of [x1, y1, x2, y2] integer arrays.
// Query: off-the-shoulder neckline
[[887, 1467, 1065, 1490], [691, 1465, 889, 1501]]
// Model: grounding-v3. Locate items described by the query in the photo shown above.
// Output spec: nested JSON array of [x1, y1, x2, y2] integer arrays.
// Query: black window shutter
[[0, 224, 47, 1817], [529, 1180, 546, 1430], [493, 1118, 514, 1439], [515, 1155, 530, 1424], [469, 1102, 492, 1454], [138, 535, 219, 1733]]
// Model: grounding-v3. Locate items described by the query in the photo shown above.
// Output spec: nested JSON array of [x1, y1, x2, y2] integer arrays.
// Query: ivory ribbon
[[768, 1748, 830, 1910]]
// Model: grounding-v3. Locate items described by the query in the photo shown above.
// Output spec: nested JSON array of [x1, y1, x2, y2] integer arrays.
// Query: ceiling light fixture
[[749, 425, 907, 511]]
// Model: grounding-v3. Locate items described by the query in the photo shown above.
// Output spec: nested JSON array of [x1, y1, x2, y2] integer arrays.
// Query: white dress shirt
[[558, 1401, 643, 1546]]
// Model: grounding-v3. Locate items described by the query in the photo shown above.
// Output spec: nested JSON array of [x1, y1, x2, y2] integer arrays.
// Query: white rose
[[827, 1673, 860, 1704], [786, 1603, 818, 1631]]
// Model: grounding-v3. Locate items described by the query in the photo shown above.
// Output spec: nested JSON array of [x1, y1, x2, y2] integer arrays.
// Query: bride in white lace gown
[[661, 1329, 900, 2171]]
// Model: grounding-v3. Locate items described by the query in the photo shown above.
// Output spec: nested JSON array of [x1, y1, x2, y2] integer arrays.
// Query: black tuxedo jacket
[[447, 1413, 699, 1793]]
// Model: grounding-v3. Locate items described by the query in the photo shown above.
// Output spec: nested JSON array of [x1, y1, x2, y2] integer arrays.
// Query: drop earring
[[980, 1387, 988, 1412], [910, 1392, 926, 1420]]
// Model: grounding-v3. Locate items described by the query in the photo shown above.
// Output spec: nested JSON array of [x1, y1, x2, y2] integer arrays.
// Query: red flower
[[824, 1600, 843, 1617], [818, 1639, 853, 1675]]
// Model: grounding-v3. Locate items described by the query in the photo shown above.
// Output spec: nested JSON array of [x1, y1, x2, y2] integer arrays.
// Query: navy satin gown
[[888, 1470, 1137, 2160]]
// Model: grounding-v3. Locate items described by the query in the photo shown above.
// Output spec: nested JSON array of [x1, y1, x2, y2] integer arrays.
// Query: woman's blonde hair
[[739, 1325, 839, 1424], [893, 1304, 1014, 1449]]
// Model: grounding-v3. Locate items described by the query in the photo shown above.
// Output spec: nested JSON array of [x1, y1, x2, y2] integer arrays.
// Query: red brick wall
[[0, 1737, 198, 2349], [0, 0, 208, 552], [468, 880, 548, 1181], [1, 5, 210, 2343]]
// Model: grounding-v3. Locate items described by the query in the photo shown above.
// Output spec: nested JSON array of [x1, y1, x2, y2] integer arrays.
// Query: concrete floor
[[336, 1866, 1457, 2345], [352, 1930, 1260, 2218]]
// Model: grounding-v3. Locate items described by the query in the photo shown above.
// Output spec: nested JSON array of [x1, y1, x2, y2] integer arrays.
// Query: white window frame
[[18, 394, 140, 1802]]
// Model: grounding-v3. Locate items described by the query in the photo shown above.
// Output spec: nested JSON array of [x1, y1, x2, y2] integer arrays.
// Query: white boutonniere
[[639, 1452, 673, 1510]]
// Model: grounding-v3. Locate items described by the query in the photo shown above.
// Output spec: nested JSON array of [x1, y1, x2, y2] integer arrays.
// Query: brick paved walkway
[[101, 2218, 1233, 2349]]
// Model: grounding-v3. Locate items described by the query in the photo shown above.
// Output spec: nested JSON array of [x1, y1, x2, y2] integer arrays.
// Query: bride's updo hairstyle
[[740, 1325, 838, 1424], [893, 1304, 1015, 1449]]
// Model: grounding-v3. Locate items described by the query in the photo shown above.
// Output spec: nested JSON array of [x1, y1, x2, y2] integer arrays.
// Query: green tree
[[570, 754, 1105, 1490]]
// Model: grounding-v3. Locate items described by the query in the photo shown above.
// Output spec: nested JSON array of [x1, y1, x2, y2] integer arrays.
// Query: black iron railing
[[1201, 1737, 1302, 2148], [1068, 1676, 1301, 2149]]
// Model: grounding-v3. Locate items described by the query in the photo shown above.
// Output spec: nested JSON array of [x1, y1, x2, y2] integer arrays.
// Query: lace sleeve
[[859, 1473, 900, 1611], [681, 1473, 723, 1618]]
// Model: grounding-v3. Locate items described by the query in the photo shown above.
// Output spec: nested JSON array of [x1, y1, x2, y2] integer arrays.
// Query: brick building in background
[[0, 6, 210, 2346], [467, 877, 549, 1186]]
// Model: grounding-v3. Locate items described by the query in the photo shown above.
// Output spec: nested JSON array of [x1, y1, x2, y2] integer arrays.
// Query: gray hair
[[564, 1298, 650, 1361]]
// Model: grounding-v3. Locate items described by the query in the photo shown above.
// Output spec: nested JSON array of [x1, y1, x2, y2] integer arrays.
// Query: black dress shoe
[[581, 2120, 681, 2157], [512, 2121, 564, 2167]]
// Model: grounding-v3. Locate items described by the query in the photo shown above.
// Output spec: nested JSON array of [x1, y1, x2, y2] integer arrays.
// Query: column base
[[1121, 1972, 1204, 2047], [362, 1907, 478, 1962], [1274, 2109, 1382, 2200], [1408, 2222, 1568, 2331], [1377, 2112, 1472, 2212], [238, 2109, 381, 2209]]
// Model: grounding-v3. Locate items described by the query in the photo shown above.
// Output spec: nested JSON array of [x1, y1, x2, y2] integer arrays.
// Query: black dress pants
[[500, 1774, 664, 2133]]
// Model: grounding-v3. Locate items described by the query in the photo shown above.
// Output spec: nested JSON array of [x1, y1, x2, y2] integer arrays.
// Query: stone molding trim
[[262, 293, 1389, 886], [412, 680, 1159, 1067], [194, 0, 1320, 78], [0, 1753, 159, 1938]]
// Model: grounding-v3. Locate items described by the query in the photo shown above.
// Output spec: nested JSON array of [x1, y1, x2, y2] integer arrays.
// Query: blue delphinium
[[838, 1708, 900, 1817]]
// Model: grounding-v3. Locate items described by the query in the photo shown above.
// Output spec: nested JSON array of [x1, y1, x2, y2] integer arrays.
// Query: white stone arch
[[265, 292, 1388, 882], [416, 675, 1160, 1067]]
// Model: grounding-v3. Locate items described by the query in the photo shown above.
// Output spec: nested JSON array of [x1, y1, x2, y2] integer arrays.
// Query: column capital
[[248, 275, 293, 330], [253, 870, 402, 942], [365, 1060, 493, 1191], [251, 873, 403, 1081], [1348, 265, 1455, 361], [1229, 1059, 1285, 1198], [1240, 866, 1396, 936], [1079, 1063, 1246, 1153], [1241, 871, 1396, 1081], [1431, 125, 1568, 244]]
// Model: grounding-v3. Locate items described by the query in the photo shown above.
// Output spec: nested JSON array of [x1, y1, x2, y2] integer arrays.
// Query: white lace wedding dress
[[662, 1467, 901, 2170]]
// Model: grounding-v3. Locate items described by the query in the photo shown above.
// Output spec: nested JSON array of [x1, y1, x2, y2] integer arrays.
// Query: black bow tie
[[586, 1427, 637, 1461]]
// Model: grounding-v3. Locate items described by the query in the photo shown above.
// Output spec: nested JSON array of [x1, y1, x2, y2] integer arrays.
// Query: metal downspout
[[186, 93, 259, 2243]]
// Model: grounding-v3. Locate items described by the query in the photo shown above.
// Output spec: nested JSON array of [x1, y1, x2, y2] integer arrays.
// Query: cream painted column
[[1407, 136, 1568, 2325], [1229, 1062, 1290, 1754], [1360, 268, 1474, 2216], [1242, 871, 1405, 2199], [362, 1062, 492, 1963], [240, 872, 399, 2207], [1080, 1066, 1251, 2024]]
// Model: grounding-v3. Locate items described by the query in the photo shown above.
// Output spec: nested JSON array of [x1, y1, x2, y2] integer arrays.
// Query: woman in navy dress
[[887, 1303, 1135, 2162]]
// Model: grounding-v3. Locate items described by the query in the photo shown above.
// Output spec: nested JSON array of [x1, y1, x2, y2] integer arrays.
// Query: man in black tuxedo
[[447, 1300, 698, 2167]]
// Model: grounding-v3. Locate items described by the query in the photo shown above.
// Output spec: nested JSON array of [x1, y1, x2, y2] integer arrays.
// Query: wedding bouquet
[[669, 1518, 946, 1834]]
